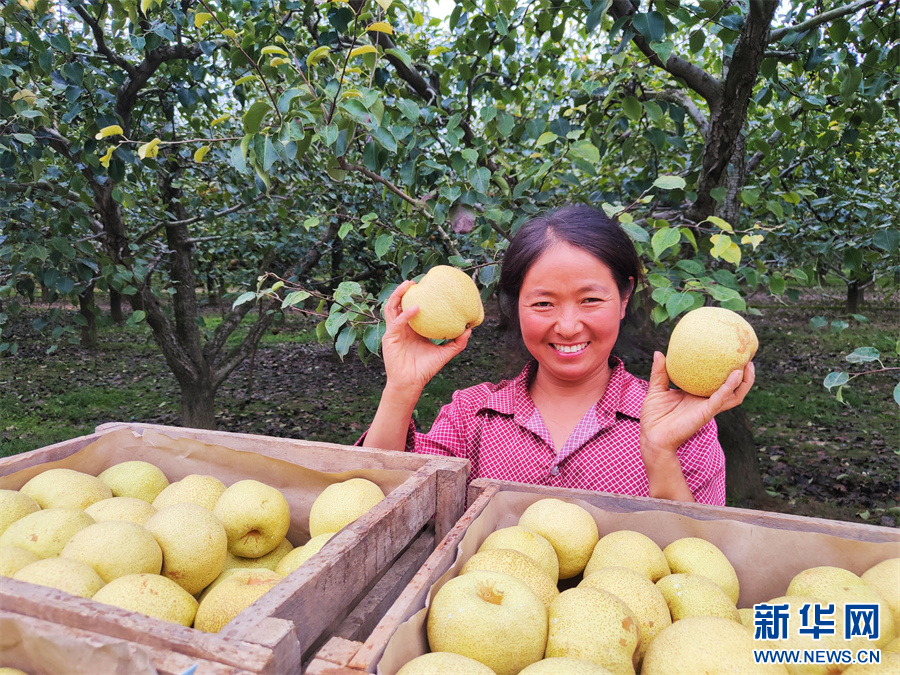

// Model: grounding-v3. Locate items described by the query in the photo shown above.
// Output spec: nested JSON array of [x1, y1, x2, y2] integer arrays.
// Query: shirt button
[[549, 465, 559, 476]]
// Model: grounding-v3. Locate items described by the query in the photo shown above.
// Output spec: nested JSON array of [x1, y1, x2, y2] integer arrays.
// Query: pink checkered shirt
[[403, 358, 725, 505]]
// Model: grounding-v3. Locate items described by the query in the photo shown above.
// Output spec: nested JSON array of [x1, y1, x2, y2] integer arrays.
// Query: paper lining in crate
[[0, 423, 468, 674], [309, 479, 899, 675]]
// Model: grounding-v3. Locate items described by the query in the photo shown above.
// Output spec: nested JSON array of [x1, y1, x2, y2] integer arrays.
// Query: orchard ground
[[1, 289, 897, 526]]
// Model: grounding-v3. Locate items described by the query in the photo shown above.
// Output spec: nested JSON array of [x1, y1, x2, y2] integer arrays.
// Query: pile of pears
[[0, 462, 385, 633], [409, 498, 900, 675]]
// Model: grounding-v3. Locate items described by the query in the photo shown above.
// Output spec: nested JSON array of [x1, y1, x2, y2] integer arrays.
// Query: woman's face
[[518, 241, 630, 385]]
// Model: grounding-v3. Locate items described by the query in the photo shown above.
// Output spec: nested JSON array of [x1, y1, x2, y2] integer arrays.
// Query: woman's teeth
[[552, 343, 588, 353]]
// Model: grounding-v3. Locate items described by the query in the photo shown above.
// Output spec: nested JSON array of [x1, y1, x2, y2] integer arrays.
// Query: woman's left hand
[[640, 351, 755, 455]]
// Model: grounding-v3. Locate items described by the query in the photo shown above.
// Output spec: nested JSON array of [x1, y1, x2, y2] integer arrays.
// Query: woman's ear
[[620, 276, 635, 319]]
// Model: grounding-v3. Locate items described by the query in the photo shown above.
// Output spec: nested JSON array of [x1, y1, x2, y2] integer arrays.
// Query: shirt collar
[[478, 357, 643, 425]]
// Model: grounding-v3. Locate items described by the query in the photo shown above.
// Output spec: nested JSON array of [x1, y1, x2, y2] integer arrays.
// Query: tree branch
[[768, 0, 877, 43], [134, 195, 268, 245], [643, 88, 709, 138], [73, 5, 136, 78], [337, 157, 429, 210], [608, 0, 724, 106]]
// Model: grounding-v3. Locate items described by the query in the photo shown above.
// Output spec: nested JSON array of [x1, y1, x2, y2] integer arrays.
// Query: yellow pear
[[85, 496, 157, 526], [462, 549, 559, 608], [861, 558, 900, 627], [92, 573, 198, 626], [519, 658, 614, 674], [427, 570, 548, 675], [275, 533, 333, 576], [397, 652, 497, 675], [663, 536, 740, 603], [0, 489, 41, 537], [13, 557, 105, 598], [309, 478, 385, 538], [194, 569, 281, 632], [401, 265, 485, 340], [19, 468, 112, 510], [62, 521, 162, 583], [213, 479, 291, 558], [0, 508, 95, 559], [0, 668, 30, 675], [642, 616, 787, 675], [518, 499, 598, 579], [656, 573, 740, 622], [545, 587, 641, 675], [97, 461, 169, 503], [584, 530, 669, 582], [152, 474, 226, 511], [580, 566, 672, 663], [225, 538, 293, 571], [0, 545, 40, 578], [665, 306, 758, 397], [145, 503, 227, 595], [738, 607, 755, 630], [478, 525, 559, 584]]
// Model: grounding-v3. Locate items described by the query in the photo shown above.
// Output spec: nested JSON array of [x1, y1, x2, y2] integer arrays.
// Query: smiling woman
[[361, 204, 756, 505]]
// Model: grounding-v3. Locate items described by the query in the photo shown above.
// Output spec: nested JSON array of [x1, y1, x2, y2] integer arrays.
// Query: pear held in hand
[[401, 265, 484, 340]]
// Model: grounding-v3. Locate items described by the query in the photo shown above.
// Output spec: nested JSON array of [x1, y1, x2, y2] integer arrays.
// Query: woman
[[362, 204, 754, 504]]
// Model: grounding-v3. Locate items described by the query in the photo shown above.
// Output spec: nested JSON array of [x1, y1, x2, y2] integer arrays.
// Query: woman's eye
[[583, 297, 602, 304]]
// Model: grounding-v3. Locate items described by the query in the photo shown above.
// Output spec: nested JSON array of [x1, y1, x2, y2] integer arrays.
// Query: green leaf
[[824, 371, 850, 390], [397, 98, 419, 122], [243, 102, 272, 135], [375, 233, 394, 259], [325, 309, 350, 337], [536, 131, 557, 147], [689, 30, 705, 54], [470, 166, 490, 193], [653, 175, 685, 190], [845, 347, 880, 364], [282, 291, 310, 308], [651, 227, 681, 260], [740, 187, 760, 206], [666, 292, 695, 320], [873, 229, 899, 253], [232, 291, 256, 309], [335, 326, 357, 359], [569, 139, 599, 163], [651, 40, 674, 63], [622, 96, 642, 122], [831, 320, 849, 333], [621, 222, 649, 243], [363, 322, 386, 353], [893, 381, 900, 407]]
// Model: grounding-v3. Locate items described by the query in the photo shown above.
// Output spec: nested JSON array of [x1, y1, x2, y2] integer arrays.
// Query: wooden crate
[[0, 609, 250, 675], [308, 477, 900, 675], [0, 422, 469, 674]]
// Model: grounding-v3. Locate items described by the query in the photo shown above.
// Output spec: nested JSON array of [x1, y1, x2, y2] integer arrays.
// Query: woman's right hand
[[380, 280, 472, 393]]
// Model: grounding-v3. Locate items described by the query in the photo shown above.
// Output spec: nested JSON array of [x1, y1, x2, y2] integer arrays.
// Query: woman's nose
[[555, 306, 583, 335]]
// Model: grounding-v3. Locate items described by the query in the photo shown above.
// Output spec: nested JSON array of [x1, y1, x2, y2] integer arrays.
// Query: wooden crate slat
[[0, 609, 252, 675], [0, 578, 274, 672], [345, 484, 500, 673], [219, 468, 437, 659]]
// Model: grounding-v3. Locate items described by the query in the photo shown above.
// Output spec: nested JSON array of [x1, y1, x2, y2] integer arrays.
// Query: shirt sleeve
[[677, 418, 726, 505], [354, 389, 474, 458], [410, 393, 471, 459]]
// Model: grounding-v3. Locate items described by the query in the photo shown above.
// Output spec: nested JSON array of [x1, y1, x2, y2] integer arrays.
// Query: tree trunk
[[78, 283, 98, 349], [41, 283, 51, 303], [846, 280, 863, 314], [179, 377, 218, 429], [716, 406, 766, 505], [109, 289, 124, 324]]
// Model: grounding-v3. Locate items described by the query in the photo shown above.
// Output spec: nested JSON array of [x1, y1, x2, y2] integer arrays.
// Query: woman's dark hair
[[498, 204, 645, 329]]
